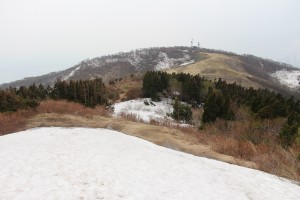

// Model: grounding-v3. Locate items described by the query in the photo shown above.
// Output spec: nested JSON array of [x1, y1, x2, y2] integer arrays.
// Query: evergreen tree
[[202, 91, 234, 123], [280, 111, 300, 146], [172, 97, 192, 123]]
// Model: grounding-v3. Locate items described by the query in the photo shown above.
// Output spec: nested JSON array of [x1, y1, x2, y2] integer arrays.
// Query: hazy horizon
[[1, 0, 300, 84]]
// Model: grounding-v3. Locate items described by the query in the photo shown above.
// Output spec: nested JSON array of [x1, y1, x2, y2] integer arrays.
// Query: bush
[[172, 98, 192, 123], [296, 128, 300, 147], [280, 113, 300, 147]]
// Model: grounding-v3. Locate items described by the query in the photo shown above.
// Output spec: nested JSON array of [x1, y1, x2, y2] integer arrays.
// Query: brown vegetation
[[0, 110, 35, 135], [125, 87, 143, 100], [196, 119, 300, 181], [0, 100, 108, 135], [107, 74, 142, 102], [166, 52, 262, 88], [37, 100, 109, 117]]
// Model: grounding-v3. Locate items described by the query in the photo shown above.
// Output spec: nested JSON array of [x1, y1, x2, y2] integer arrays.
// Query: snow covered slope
[[0, 47, 195, 88], [271, 69, 300, 88], [0, 127, 299, 200]]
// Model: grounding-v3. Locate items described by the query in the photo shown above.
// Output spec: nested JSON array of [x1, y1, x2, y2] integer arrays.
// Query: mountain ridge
[[1, 46, 299, 97], [0, 46, 197, 88]]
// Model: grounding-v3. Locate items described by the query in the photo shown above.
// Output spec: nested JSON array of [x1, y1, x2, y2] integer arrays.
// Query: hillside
[[166, 50, 300, 96], [167, 52, 260, 87], [1, 47, 299, 98], [0, 47, 196, 88], [0, 127, 299, 199]]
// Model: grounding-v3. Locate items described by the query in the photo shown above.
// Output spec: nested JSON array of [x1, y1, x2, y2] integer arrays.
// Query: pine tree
[[202, 91, 234, 123], [172, 97, 192, 123]]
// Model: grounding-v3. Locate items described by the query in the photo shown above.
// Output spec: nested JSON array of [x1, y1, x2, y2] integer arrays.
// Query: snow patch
[[113, 98, 191, 127], [0, 127, 299, 200], [63, 66, 81, 80], [127, 51, 142, 67], [180, 60, 195, 66], [260, 62, 264, 69], [97, 51, 143, 70], [113, 98, 173, 123], [154, 52, 175, 70], [271, 70, 300, 88], [154, 52, 192, 71]]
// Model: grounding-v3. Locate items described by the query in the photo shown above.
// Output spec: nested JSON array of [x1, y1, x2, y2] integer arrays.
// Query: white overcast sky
[[0, 0, 300, 84]]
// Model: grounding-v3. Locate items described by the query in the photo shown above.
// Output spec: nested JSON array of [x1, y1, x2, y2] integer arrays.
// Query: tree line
[[142, 71, 204, 105], [0, 78, 107, 112]]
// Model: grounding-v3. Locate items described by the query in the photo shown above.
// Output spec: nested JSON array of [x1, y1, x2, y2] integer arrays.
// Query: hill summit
[[1, 46, 299, 96]]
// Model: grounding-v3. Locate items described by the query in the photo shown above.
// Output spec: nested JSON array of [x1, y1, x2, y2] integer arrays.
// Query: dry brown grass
[[0, 109, 36, 135], [252, 146, 300, 180], [191, 108, 203, 127], [107, 74, 142, 102], [197, 118, 300, 181], [166, 52, 262, 89], [37, 100, 109, 117], [0, 100, 109, 136], [118, 112, 145, 123], [125, 87, 143, 100], [209, 135, 255, 160]]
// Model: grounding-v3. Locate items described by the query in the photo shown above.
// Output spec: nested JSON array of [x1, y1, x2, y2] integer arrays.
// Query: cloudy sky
[[0, 0, 299, 84]]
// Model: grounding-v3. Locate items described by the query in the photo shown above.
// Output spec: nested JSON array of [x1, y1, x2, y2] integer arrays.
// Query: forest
[[0, 78, 107, 112], [142, 71, 300, 147]]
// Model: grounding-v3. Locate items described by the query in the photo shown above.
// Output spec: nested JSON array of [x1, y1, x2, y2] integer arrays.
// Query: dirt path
[[26, 113, 257, 169]]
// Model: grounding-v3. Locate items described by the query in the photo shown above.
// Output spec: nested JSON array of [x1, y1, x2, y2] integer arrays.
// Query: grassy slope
[[166, 52, 264, 89]]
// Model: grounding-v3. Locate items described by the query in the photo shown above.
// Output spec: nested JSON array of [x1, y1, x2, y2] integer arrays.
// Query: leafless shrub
[[0, 109, 35, 135], [118, 112, 145, 123], [126, 87, 142, 100]]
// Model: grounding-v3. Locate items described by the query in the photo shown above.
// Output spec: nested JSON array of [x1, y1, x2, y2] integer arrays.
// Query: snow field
[[0, 127, 299, 200], [113, 98, 173, 123], [271, 69, 300, 88]]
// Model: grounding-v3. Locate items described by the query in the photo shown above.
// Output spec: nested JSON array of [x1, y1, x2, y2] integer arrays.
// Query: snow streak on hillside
[[63, 66, 81, 80], [0, 127, 299, 200], [271, 70, 300, 88]]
